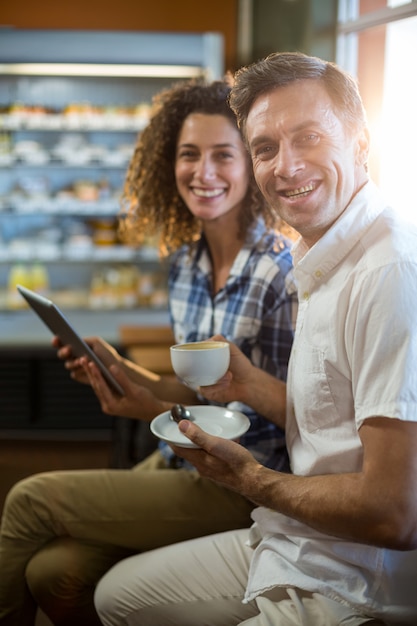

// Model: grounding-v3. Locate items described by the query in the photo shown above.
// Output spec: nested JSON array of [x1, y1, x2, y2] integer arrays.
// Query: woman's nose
[[195, 156, 216, 180]]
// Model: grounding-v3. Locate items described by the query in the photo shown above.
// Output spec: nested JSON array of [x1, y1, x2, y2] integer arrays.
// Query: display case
[[0, 29, 223, 434], [0, 29, 224, 344]]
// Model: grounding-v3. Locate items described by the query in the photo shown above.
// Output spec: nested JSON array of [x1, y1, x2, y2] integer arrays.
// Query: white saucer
[[150, 405, 250, 449]]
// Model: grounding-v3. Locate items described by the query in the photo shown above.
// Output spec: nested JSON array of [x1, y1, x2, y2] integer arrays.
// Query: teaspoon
[[170, 404, 194, 423]]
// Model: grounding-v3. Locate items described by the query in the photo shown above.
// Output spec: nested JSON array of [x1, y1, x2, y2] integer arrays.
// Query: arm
[[53, 335, 198, 420], [173, 415, 417, 550]]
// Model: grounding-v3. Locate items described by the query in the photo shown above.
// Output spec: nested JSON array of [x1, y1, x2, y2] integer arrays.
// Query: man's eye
[[299, 133, 319, 145], [252, 145, 275, 160]]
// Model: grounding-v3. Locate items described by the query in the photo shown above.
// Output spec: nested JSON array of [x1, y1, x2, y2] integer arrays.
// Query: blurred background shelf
[[0, 29, 223, 333], [0, 29, 223, 434]]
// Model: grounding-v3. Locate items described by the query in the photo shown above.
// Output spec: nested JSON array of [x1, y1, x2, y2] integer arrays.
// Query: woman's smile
[[175, 112, 250, 222], [190, 186, 227, 199]]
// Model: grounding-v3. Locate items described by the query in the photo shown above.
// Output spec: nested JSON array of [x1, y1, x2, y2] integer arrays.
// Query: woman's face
[[175, 113, 250, 224]]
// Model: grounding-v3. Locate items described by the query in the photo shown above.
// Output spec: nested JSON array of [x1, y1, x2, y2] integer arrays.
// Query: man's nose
[[273, 144, 303, 179]]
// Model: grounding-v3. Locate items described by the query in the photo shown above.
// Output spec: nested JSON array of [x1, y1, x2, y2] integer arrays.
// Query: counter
[[0, 307, 171, 435], [0, 307, 170, 346]]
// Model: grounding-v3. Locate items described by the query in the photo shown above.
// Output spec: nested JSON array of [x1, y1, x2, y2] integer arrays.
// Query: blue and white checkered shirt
[[160, 219, 297, 472]]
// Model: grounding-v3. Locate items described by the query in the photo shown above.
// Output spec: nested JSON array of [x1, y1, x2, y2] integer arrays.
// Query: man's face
[[245, 79, 369, 247]]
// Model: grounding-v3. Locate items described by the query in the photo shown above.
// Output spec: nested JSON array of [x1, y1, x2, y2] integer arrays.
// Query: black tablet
[[17, 284, 124, 396]]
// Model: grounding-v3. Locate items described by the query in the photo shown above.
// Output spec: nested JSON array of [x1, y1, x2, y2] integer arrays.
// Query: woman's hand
[[52, 335, 121, 386], [80, 357, 169, 421], [199, 336, 286, 428]]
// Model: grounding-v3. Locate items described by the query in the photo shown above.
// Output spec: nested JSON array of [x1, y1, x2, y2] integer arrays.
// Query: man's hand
[[198, 337, 254, 405], [171, 419, 262, 497]]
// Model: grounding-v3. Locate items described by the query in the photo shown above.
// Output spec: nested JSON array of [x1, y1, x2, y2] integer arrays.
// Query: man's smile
[[283, 182, 316, 199]]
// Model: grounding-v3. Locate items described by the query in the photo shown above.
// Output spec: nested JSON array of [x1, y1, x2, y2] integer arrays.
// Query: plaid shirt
[[160, 219, 297, 471]]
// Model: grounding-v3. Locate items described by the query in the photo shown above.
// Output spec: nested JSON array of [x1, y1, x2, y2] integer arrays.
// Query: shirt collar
[[292, 180, 387, 279], [192, 217, 274, 279]]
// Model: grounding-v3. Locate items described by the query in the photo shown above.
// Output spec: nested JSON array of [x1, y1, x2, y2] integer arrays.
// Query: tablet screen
[[17, 284, 124, 396]]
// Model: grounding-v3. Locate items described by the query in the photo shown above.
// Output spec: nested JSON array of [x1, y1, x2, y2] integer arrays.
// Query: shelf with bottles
[[3, 259, 169, 313], [0, 108, 145, 170], [0, 101, 151, 133], [0, 243, 159, 264], [0, 173, 123, 215], [0, 126, 136, 204], [0, 103, 147, 219], [0, 210, 160, 264]]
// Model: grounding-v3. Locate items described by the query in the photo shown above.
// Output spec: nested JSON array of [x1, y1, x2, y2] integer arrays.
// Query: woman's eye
[[216, 151, 233, 160], [178, 151, 198, 159]]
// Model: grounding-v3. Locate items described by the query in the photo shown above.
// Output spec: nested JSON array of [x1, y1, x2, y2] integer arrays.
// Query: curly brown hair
[[118, 77, 282, 256]]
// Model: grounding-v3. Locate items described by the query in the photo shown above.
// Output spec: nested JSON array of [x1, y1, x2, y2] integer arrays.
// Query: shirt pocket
[[291, 343, 339, 433]]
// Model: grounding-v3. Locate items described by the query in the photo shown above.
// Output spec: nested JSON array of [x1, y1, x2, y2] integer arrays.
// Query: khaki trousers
[[95, 528, 386, 626], [0, 450, 254, 626]]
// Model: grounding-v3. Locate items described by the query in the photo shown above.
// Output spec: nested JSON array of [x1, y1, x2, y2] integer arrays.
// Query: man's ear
[[356, 127, 370, 168]]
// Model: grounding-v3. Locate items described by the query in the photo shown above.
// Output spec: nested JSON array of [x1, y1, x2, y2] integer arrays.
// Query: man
[[94, 52, 417, 626]]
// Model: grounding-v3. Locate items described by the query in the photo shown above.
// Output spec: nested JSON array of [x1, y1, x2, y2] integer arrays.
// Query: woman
[[0, 78, 296, 626]]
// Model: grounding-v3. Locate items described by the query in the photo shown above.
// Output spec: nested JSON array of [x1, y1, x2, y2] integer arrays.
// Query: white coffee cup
[[170, 340, 230, 387]]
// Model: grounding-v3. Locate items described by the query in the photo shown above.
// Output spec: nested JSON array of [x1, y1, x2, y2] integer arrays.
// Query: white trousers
[[94, 528, 385, 626]]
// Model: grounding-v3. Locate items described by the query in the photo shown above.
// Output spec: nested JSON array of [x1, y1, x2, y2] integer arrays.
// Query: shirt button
[[303, 291, 309, 300], [315, 270, 322, 278]]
